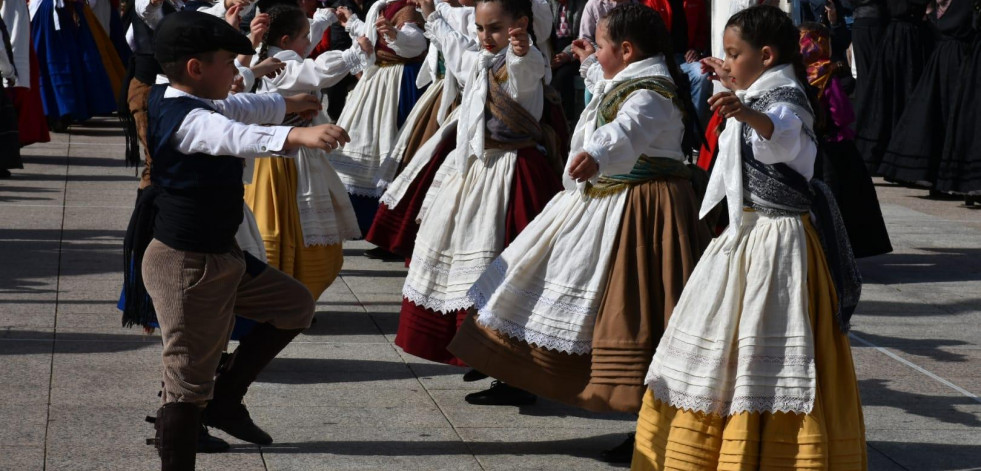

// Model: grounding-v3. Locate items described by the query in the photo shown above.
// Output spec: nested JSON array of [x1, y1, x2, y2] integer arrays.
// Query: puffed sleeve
[[582, 89, 677, 176], [504, 43, 546, 120], [747, 104, 812, 165], [425, 9, 477, 86]]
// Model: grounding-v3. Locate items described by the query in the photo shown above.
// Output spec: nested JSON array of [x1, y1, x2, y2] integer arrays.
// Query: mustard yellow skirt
[[631, 217, 866, 470], [245, 157, 343, 301], [82, 4, 125, 97]]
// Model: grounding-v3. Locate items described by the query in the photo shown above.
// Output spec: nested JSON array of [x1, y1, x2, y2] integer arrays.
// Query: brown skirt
[[448, 177, 711, 413], [397, 85, 454, 173]]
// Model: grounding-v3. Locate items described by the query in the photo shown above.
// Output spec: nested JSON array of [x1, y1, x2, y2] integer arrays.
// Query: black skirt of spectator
[[816, 140, 893, 258], [854, 8, 933, 174], [936, 34, 981, 196]]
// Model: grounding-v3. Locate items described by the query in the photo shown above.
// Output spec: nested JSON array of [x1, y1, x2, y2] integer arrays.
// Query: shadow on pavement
[[858, 248, 981, 284], [258, 358, 461, 384], [0, 229, 124, 294], [860, 378, 981, 428], [868, 441, 981, 470], [850, 330, 971, 363], [0, 331, 156, 355]]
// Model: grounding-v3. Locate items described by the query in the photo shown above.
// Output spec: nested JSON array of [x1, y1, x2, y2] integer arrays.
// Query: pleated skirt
[[244, 157, 343, 301], [631, 216, 866, 471], [448, 177, 711, 412], [936, 35, 981, 195], [395, 146, 563, 365]]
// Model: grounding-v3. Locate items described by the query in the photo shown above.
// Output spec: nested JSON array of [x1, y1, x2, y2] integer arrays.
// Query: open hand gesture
[[252, 57, 285, 78], [700, 57, 733, 89], [708, 92, 747, 120], [287, 124, 351, 152], [357, 36, 374, 55], [375, 17, 396, 41]]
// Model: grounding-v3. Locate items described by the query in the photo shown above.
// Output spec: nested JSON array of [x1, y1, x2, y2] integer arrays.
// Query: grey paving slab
[[867, 429, 981, 471], [49, 340, 160, 408], [0, 446, 45, 470], [44, 405, 171, 471], [0, 405, 47, 446], [0, 342, 52, 406], [259, 426, 481, 471], [456, 427, 631, 470]]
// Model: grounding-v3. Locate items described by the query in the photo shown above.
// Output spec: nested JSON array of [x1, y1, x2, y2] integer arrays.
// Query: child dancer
[[245, 4, 368, 301], [328, 0, 428, 235], [449, 1, 709, 415], [632, 6, 866, 469], [396, 0, 562, 378], [121, 11, 349, 468], [365, 0, 477, 259], [801, 22, 892, 258]]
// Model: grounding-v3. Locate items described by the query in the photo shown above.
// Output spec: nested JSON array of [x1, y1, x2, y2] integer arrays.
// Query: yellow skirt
[[631, 217, 866, 470], [244, 157, 343, 301], [82, 4, 125, 96]]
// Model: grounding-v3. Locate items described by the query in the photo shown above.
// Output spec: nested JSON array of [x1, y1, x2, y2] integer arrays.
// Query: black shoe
[[600, 433, 635, 464], [464, 380, 537, 406], [197, 424, 231, 453], [147, 415, 229, 453], [363, 247, 404, 261], [462, 369, 488, 382], [204, 402, 272, 445]]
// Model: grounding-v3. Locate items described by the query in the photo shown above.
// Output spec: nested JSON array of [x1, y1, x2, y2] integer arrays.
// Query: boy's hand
[[570, 38, 594, 63], [230, 75, 246, 93], [357, 36, 374, 55], [375, 17, 396, 40], [286, 124, 351, 152], [284, 94, 322, 114], [509, 26, 529, 57], [253, 57, 285, 78], [551, 52, 572, 69], [568, 151, 598, 181], [249, 12, 270, 48]]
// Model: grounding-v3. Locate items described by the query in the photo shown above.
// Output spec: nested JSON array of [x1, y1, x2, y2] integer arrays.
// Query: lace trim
[[402, 283, 474, 313], [486, 258, 595, 316], [662, 342, 813, 369], [469, 287, 593, 355], [647, 376, 815, 416]]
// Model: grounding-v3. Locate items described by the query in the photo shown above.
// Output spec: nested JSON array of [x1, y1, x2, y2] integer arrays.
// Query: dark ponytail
[[258, 4, 309, 63], [603, 3, 702, 158], [726, 5, 825, 135]]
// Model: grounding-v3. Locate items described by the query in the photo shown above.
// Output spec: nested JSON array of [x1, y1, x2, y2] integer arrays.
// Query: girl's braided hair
[[258, 4, 309, 63]]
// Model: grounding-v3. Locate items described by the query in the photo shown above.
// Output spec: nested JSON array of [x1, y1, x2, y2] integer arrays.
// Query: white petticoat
[[328, 64, 405, 197], [402, 148, 518, 313], [236, 202, 267, 263], [375, 78, 445, 192], [644, 211, 817, 416], [378, 109, 460, 209], [467, 189, 628, 354], [295, 145, 362, 246]]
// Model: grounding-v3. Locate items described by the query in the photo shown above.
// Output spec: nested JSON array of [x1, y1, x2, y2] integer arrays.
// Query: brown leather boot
[[204, 323, 303, 445], [155, 402, 200, 471]]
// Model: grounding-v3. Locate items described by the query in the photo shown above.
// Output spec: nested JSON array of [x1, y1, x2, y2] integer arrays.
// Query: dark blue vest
[[146, 85, 243, 253]]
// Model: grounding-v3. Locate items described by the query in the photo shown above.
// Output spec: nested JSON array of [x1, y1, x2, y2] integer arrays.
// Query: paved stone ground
[[0, 119, 979, 470]]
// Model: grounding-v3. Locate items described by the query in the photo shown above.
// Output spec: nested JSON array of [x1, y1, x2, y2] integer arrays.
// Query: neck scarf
[[456, 48, 506, 165], [699, 64, 812, 231]]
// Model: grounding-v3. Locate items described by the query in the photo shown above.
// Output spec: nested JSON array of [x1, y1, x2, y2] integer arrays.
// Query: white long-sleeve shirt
[[136, 0, 252, 29], [568, 55, 684, 189], [259, 45, 365, 96], [0, 0, 30, 87], [745, 105, 817, 180], [304, 8, 337, 57], [346, 12, 428, 58], [165, 87, 296, 158]]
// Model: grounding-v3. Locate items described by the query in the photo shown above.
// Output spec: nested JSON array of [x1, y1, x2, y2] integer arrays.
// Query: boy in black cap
[[124, 11, 350, 471]]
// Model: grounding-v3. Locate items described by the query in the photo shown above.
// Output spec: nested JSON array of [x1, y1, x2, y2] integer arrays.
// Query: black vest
[[146, 85, 244, 253]]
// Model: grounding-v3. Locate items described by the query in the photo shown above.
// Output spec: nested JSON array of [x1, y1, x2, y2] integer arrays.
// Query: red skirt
[[394, 145, 563, 365], [365, 133, 456, 258], [8, 48, 51, 147]]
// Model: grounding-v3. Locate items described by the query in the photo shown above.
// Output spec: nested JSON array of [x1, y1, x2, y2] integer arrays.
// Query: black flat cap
[[154, 11, 255, 64]]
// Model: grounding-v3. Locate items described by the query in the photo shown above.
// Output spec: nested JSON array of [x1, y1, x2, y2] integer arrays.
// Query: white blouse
[[259, 46, 365, 96], [745, 104, 817, 181]]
